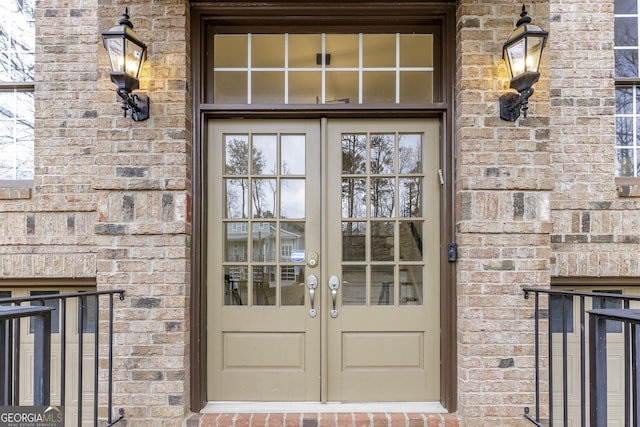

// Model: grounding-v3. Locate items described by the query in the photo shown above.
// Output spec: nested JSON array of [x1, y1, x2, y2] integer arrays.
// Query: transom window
[[213, 33, 434, 105]]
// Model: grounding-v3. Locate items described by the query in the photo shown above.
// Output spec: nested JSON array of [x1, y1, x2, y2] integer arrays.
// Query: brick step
[[198, 413, 460, 427]]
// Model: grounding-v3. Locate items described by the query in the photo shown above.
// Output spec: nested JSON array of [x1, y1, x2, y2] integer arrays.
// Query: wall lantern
[[101, 8, 149, 121], [499, 5, 548, 121]]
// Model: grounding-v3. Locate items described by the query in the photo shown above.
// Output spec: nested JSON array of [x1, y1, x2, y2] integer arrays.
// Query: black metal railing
[[523, 287, 640, 427], [0, 290, 125, 427]]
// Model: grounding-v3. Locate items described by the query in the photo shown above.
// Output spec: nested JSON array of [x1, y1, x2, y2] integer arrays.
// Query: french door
[[207, 118, 440, 402]]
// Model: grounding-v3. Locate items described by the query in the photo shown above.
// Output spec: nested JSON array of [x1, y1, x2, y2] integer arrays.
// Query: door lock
[[307, 251, 319, 268]]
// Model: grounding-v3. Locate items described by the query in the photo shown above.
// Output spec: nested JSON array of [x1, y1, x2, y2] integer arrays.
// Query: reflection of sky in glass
[[0, 90, 34, 179], [281, 135, 305, 174], [253, 134, 277, 175], [399, 133, 422, 173], [281, 179, 305, 218]]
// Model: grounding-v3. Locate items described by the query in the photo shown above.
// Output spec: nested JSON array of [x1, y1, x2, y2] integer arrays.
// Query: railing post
[[589, 312, 608, 427], [31, 308, 52, 406], [634, 323, 640, 427]]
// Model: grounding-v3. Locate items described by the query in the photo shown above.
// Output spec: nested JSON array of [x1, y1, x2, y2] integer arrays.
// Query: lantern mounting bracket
[[500, 88, 534, 122], [117, 89, 149, 122]]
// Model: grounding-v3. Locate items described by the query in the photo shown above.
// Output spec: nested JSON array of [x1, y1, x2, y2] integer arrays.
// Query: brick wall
[[2, 0, 638, 425], [0, 0, 192, 425], [94, 2, 192, 425], [455, 1, 552, 425]]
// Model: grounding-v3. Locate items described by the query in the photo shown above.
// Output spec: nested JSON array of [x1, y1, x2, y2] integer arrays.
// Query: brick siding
[[0, 0, 638, 425]]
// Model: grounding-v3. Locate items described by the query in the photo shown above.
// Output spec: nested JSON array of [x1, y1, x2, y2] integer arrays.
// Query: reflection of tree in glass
[[341, 134, 366, 220], [399, 143, 422, 217], [370, 135, 394, 217], [224, 138, 268, 217]]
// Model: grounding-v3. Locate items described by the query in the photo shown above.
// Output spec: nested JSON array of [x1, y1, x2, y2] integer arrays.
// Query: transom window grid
[[615, 0, 640, 177], [222, 132, 307, 307], [212, 33, 434, 105], [0, 0, 35, 181], [341, 131, 425, 307]]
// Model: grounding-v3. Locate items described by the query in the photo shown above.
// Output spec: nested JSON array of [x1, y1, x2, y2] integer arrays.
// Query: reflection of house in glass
[[224, 221, 305, 305]]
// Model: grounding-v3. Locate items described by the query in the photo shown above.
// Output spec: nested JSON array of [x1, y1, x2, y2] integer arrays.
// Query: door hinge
[[447, 242, 458, 262], [438, 169, 445, 186]]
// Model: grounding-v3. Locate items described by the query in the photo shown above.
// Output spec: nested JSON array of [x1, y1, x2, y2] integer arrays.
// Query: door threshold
[[202, 401, 447, 413]]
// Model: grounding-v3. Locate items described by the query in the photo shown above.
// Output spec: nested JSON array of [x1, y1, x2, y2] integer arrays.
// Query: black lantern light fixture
[[102, 8, 149, 121], [500, 5, 548, 121]]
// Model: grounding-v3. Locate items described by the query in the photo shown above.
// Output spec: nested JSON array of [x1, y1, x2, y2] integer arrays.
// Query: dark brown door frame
[[189, 0, 457, 412]]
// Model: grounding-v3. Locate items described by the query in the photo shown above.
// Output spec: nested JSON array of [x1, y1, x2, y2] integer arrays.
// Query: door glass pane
[[280, 222, 305, 262], [399, 221, 422, 261], [342, 221, 366, 261], [342, 134, 367, 174], [225, 135, 250, 174], [252, 179, 276, 218], [253, 135, 278, 175], [371, 178, 395, 217], [370, 134, 395, 174], [253, 265, 276, 306], [224, 267, 247, 305], [225, 179, 249, 218], [281, 135, 305, 174], [371, 265, 394, 305], [399, 134, 422, 173], [371, 221, 394, 261], [225, 222, 248, 261], [252, 222, 276, 262], [343, 265, 366, 305], [400, 266, 423, 305], [400, 178, 422, 217], [281, 179, 305, 218], [342, 178, 366, 218], [281, 266, 305, 306]]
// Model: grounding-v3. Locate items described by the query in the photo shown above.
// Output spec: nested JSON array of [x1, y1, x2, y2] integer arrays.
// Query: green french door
[[207, 118, 440, 402]]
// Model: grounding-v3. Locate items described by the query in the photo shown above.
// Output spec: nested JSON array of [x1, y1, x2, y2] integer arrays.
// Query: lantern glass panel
[[105, 38, 124, 73], [505, 39, 526, 77], [525, 36, 545, 73], [124, 38, 144, 78]]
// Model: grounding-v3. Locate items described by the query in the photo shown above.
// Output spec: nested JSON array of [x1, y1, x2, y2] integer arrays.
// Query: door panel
[[325, 119, 440, 402], [207, 120, 321, 401], [207, 119, 440, 402]]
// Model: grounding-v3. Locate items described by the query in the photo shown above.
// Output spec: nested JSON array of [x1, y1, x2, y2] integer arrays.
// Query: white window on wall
[[0, 0, 35, 182]]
